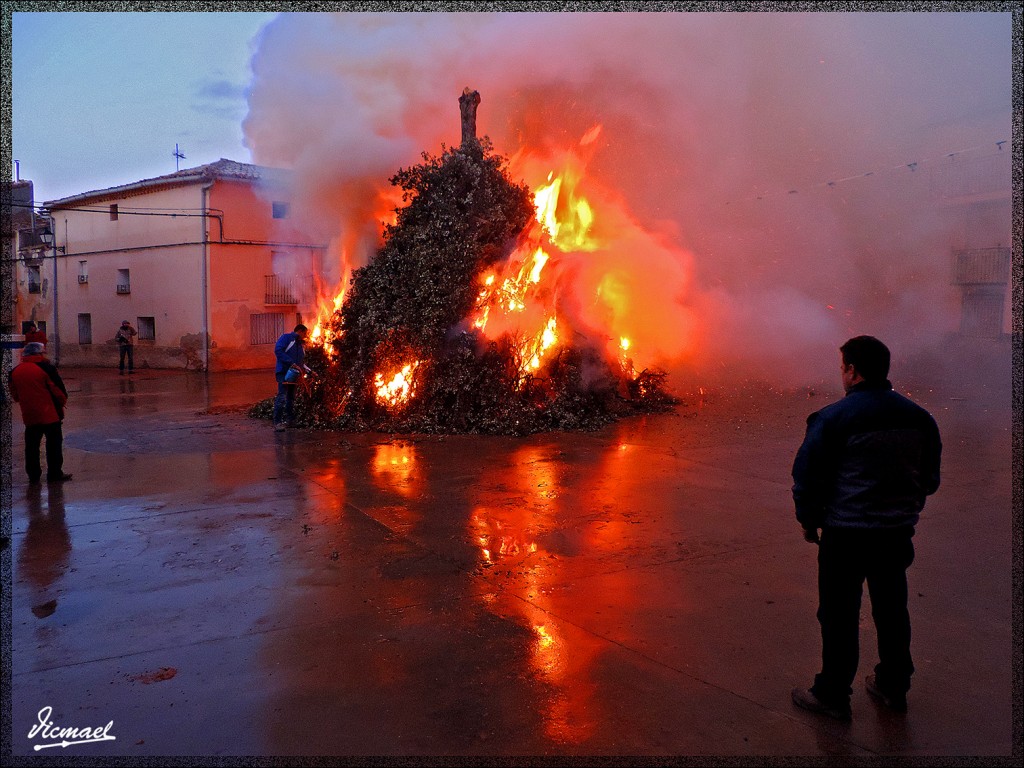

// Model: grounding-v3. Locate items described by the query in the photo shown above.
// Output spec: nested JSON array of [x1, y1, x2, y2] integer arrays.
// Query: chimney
[[459, 87, 481, 148]]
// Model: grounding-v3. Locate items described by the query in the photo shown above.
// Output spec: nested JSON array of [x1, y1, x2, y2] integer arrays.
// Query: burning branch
[[253, 90, 678, 435]]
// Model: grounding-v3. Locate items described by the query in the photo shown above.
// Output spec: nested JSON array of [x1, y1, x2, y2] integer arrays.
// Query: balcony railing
[[953, 247, 1011, 286], [265, 274, 312, 305], [116, 284, 131, 294]]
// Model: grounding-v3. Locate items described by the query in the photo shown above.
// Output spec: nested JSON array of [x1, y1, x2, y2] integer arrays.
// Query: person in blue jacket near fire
[[273, 324, 308, 432]]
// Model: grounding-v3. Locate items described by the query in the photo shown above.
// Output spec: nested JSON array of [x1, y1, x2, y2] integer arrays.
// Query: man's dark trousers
[[812, 527, 915, 707], [24, 422, 64, 481], [273, 374, 296, 425], [119, 345, 134, 372]]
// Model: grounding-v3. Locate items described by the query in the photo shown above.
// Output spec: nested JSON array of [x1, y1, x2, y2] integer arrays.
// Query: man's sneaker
[[865, 674, 907, 713], [791, 687, 852, 721], [46, 473, 73, 482], [274, 422, 286, 432]]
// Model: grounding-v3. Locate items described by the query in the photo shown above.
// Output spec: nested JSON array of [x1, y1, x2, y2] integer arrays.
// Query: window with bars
[[78, 314, 92, 345], [138, 317, 156, 341], [953, 247, 1011, 285], [250, 312, 285, 345]]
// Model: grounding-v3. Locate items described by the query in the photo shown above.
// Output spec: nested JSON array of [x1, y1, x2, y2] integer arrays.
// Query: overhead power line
[[10, 201, 223, 219]]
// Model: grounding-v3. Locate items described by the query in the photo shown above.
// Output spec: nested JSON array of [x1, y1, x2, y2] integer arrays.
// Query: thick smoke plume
[[242, 12, 1012, 390]]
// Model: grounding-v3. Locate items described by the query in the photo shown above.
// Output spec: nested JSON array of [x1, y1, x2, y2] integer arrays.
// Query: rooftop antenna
[[173, 144, 186, 171]]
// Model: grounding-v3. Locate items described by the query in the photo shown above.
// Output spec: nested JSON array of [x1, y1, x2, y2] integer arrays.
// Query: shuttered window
[[250, 312, 285, 345], [78, 314, 92, 345]]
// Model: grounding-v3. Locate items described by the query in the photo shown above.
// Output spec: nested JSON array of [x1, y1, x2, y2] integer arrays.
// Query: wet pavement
[[3, 363, 1014, 758]]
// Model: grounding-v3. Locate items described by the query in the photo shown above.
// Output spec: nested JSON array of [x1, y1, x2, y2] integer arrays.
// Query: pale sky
[[12, 11, 278, 204]]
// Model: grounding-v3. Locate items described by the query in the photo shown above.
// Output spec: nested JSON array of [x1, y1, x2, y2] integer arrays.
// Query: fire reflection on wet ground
[[6, 368, 1013, 757]]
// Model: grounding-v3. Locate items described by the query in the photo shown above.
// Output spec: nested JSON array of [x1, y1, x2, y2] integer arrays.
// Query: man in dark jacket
[[791, 336, 941, 720], [273, 324, 308, 431], [116, 320, 137, 374], [9, 342, 72, 483]]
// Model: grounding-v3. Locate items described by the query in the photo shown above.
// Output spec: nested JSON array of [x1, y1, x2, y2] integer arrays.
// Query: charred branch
[[459, 87, 481, 150]]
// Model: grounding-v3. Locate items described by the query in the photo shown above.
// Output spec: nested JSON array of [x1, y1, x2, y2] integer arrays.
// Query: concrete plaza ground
[[2, 357, 1016, 759]]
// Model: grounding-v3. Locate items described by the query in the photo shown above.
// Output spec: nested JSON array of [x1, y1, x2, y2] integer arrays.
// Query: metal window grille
[[250, 312, 285, 345], [138, 317, 156, 341], [78, 314, 92, 345], [265, 274, 311, 305], [953, 247, 1011, 285]]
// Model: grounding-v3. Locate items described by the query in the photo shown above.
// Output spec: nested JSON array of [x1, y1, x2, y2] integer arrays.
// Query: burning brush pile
[[254, 90, 677, 435]]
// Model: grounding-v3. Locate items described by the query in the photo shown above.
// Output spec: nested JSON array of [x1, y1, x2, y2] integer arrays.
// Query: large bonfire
[[255, 89, 677, 435]]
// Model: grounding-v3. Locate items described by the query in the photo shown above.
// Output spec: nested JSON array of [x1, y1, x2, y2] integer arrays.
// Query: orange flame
[[374, 361, 420, 408], [305, 189, 394, 355], [472, 135, 639, 381], [493, 125, 697, 375], [526, 316, 558, 371], [534, 169, 599, 253], [304, 122, 695, 397], [472, 244, 563, 381], [309, 285, 346, 352]]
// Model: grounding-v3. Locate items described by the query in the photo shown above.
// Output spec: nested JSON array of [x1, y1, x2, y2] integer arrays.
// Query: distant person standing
[[791, 336, 941, 720], [8, 342, 72, 483], [116, 320, 137, 374], [273, 324, 308, 431], [24, 322, 47, 348]]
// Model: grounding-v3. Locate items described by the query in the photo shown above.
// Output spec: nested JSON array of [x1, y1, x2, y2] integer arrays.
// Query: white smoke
[[242, 11, 1012, 388]]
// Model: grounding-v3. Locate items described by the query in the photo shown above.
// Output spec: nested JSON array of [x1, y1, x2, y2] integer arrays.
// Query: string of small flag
[[723, 138, 1010, 205]]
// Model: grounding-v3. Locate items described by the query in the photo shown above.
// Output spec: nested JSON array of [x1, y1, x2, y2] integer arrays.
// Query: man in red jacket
[[9, 342, 72, 483], [24, 322, 47, 347]]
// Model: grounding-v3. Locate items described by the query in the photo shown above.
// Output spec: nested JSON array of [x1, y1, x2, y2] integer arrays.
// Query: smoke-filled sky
[[11, 10, 1014, 386], [241, 11, 1013, 384]]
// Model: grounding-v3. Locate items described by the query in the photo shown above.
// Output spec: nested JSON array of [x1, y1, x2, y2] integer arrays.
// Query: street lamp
[[38, 227, 65, 254], [38, 225, 63, 364]]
